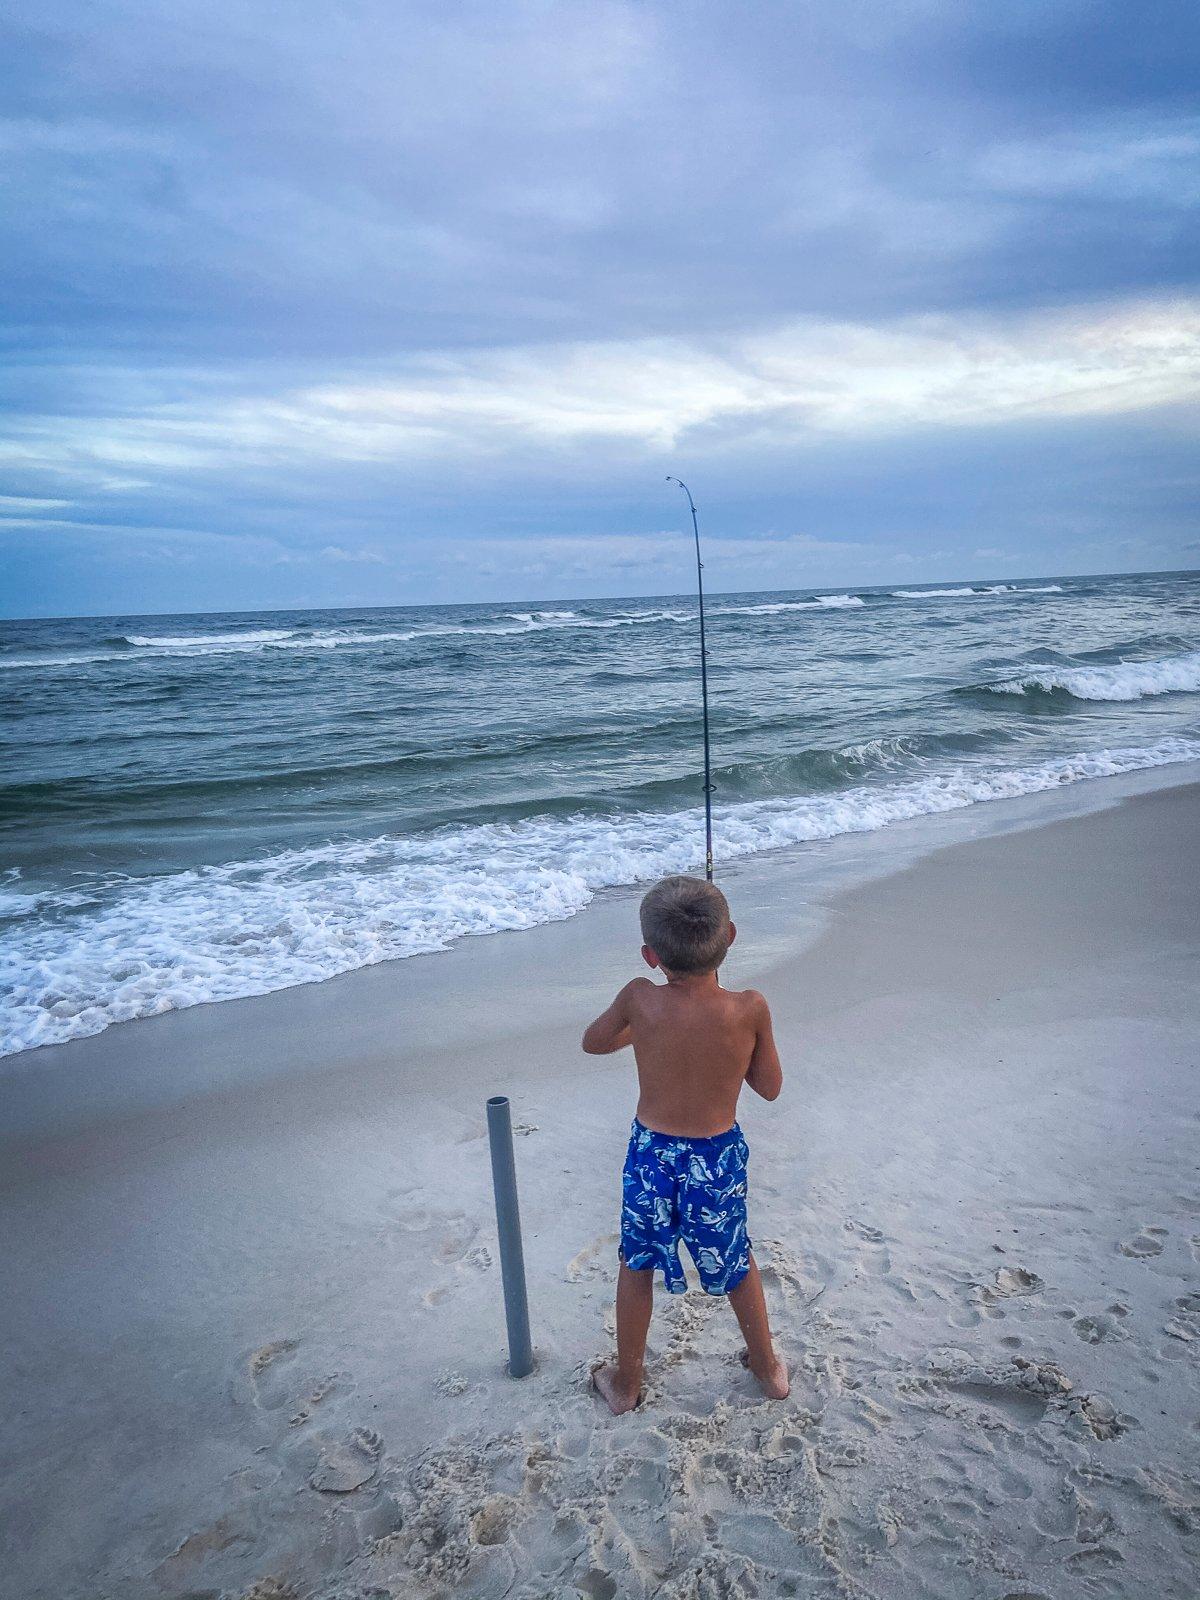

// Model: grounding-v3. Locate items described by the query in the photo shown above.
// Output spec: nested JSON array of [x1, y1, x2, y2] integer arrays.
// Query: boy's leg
[[593, 1262, 653, 1415], [728, 1254, 789, 1399]]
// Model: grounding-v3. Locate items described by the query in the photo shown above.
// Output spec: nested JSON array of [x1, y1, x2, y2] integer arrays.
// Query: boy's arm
[[744, 991, 783, 1101], [581, 979, 643, 1055]]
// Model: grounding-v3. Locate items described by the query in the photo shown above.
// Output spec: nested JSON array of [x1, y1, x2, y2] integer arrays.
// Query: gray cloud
[[1, 0, 1197, 614]]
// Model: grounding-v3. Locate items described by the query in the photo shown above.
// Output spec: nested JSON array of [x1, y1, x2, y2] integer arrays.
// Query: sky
[[1, 0, 1197, 618]]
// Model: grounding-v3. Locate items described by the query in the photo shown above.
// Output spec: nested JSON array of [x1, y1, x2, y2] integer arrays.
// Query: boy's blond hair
[[639, 875, 731, 974]]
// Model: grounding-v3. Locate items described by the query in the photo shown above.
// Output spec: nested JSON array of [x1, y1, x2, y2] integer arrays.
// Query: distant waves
[[0, 587, 1077, 671], [892, 584, 1063, 598]]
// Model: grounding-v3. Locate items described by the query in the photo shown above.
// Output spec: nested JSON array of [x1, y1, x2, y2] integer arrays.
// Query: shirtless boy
[[582, 873, 787, 1414]]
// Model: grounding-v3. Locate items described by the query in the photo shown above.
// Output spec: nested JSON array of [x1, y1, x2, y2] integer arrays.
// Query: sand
[[1, 773, 1198, 1599]]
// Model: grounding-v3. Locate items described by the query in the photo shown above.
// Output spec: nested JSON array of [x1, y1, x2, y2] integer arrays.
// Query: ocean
[[3, 568, 1199, 1059]]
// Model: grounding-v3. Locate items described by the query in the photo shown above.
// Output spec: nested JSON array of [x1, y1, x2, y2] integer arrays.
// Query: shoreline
[[1, 779, 1197, 1598], [2, 754, 1197, 1154]]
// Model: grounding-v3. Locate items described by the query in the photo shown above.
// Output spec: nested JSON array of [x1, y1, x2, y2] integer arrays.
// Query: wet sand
[[1, 778, 1198, 1599]]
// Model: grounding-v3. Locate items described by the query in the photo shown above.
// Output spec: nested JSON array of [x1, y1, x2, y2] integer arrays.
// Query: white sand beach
[[2, 773, 1198, 1600]]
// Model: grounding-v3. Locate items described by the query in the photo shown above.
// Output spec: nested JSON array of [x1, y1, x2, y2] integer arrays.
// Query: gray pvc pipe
[[486, 1095, 534, 1377]]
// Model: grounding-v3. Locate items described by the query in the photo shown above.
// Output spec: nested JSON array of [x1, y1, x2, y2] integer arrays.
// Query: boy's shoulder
[[619, 975, 658, 1007], [726, 985, 771, 1018]]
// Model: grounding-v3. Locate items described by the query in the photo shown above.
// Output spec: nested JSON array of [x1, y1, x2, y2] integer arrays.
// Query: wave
[[4, 734, 1197, 1057], [987, 651, 1200, 702], [0, 615, 634, 667], [714, 595, 865, 614], [125, 628, 296, 648], [893, 587, 976, 598], [893, 584, 1064, 599], [0, 599, 871, 671]]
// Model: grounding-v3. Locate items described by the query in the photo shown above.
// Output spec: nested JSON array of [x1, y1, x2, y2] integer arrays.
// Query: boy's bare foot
[[740, 1347, 790, 1399], [592, 1362, 641, 1415]]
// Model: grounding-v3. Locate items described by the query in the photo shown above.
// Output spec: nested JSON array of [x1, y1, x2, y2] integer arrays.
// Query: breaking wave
[[988, 652, 1200, 702], [717, 594, 864, 614], [4, 734, 1197, 1057], [893, 584, 1063, 599]]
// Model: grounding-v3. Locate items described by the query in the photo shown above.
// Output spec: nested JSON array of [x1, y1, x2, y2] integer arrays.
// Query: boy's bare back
[[583, 971, 782, 1138]]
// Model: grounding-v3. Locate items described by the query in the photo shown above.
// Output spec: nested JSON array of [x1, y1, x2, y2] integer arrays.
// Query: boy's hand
[[581, 979, 646, 1055], [744, 991, 783, 1101]]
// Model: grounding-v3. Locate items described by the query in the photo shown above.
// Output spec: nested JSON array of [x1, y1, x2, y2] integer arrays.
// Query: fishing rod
[[666, 476, 714, 882]]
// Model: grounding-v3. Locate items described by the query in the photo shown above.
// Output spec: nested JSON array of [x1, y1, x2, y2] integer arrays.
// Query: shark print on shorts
[[619, 1118, 751, 1294]]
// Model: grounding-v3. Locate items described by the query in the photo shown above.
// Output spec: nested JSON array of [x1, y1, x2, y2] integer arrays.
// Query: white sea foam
[[0, 637, 318, 668], [893, 584, 1063, 599], [4, 734, 1198, 1058], [125, 628, 296, 648], [715, 594, 865, 614], [893, 588, 977, 598], [0, 882, 92, 918], [989, 651, 1200, 702]]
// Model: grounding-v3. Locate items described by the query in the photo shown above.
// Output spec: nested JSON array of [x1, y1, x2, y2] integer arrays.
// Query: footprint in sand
[[950, 1264, 1043, 1326], [845, 1218, 884, 1243], [963, 1266, 1044, 1322], [288, 1372, 347, 1427], [151, 1516, 255, 1585], [1011, 1356, 1073, 1398], [1136, 1466, 1200, 1533], [434, 1369, 470, 1397], [380, 1190, 481, 1263], [245, 1338, 352, 1426], [899, 1354, 1070, 1429], [469, 1493, 520, 1546], [566, 1232, 619, 1283], [1164, 1290, 1200, 1344], [1066, 1393, 1131, 1441], [844, 1217, 892, 1276], [1073, 1314, 1123, 1344], [247, 1338, 301, 1410], [947, 1375, 1053, 1424], [756, 1237, 827, 1305], [988, 1266, 1044, 1299], [309, 1427, 383, 1493], [1118, 1226, 1167, 1258]]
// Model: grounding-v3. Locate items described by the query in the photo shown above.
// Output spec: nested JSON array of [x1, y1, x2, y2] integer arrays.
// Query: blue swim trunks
[[620, 1118, 751, 1295]]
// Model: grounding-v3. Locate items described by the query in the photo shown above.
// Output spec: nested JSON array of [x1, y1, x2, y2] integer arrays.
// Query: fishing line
[[666, 476, 714, 882]]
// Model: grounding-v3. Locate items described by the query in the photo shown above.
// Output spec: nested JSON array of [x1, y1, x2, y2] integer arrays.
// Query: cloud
[[1, 0, 1198, 614], [317, 544, 389, 564], [4, 297, 1196, 489], [978, 119, 1200, 204]]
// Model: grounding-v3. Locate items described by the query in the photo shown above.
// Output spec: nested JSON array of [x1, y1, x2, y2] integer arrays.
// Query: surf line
[[666, 476, 715, 882]]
